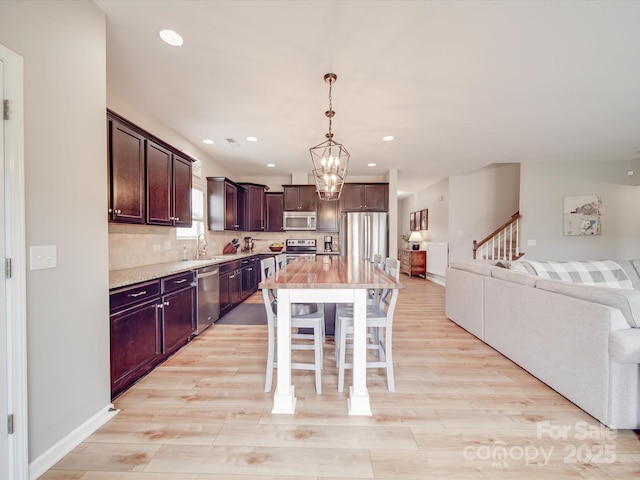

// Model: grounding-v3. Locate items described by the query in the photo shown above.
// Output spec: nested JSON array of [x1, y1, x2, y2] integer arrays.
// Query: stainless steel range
[[285, 239, 317, 265]]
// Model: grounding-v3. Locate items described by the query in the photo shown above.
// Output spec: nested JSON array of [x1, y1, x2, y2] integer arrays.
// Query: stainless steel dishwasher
[[196, 265, 220, 334]]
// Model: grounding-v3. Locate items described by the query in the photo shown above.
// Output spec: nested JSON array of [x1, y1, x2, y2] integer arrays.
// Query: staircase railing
[[472, 212, 523, 261]]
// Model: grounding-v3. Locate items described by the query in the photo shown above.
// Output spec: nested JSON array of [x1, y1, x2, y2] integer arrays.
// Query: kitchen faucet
[[196, 234, 208, 259]]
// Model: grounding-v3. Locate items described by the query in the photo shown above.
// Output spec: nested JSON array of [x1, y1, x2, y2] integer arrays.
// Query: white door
[[0, 54, 8, 480], [0, 42, 28, 480]]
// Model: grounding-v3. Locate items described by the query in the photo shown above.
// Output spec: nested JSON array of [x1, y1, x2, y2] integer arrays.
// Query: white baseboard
[[426, 273, 446, 286], [29, 404, 119, 480]]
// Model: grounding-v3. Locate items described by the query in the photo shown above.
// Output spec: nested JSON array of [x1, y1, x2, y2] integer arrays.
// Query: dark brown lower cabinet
[[110, 272, 195, 399], [162, 285, 196, 356], [110, 291, 162, 399], [219, 260, 242, 317]]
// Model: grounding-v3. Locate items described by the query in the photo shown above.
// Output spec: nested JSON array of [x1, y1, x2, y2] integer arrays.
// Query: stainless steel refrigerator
[[340, 212, 388, 262]]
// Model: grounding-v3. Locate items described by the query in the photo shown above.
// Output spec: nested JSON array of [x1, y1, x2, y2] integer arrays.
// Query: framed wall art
[[420, 209, 428, 230], [410, 212, 416, 231], [563, 195, 602, 235]]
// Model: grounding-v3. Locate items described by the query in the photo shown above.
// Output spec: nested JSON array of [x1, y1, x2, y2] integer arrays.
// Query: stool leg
[[314, 322, 322, 394], [337, 320, 348, 393]]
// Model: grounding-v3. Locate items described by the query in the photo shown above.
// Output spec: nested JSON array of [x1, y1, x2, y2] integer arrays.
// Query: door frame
[[1, 42, 28, 480]]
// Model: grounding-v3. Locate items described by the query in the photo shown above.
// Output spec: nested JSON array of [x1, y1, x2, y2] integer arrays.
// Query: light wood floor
[[42, 277, 640, 479]]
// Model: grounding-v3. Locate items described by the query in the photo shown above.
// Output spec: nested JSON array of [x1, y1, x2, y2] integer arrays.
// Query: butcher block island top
[[259, 254, 404, 416], [259, 255, 405, 290]]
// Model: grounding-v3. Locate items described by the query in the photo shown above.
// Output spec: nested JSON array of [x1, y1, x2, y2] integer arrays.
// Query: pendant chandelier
[[309, 73, 350, 201]]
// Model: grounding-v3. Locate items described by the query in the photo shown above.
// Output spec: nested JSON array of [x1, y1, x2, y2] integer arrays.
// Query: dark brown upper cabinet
[[240, 183, 268, 231], [108, 119, 146, 224], [341, 183, 389, 212], [107, 110, 193, 227], [316, 198, 340, 232], [283, 185, 317, 211], [265, 192, 284, 232], [207, 177, 246, 231]]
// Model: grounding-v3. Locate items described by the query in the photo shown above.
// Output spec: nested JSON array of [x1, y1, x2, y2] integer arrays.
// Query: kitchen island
[[259, 255, 404, 415]]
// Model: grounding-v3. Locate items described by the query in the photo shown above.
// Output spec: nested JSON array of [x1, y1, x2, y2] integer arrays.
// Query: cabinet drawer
[[162, 271, 195, 294], [219, 259, 242, 274], [110, 280, 161, 313]]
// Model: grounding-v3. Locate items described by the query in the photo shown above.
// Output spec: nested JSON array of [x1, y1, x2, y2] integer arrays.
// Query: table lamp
[[409, 231, 423, 250]]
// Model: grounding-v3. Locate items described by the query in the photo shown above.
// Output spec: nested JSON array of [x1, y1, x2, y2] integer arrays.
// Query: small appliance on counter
[[324, 235, 333, 252], [242, 236, 254, 252]]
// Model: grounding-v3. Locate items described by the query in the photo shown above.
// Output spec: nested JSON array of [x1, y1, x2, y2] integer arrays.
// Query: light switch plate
[[30, 245, 57, 270], [527, 239, 537, 247]]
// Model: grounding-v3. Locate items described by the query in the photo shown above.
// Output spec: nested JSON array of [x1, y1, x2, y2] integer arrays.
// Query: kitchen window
[[176, 187, 204, 238]]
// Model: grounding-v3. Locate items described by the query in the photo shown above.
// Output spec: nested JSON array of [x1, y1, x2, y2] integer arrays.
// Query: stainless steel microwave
[[283, 211, 317, 231]]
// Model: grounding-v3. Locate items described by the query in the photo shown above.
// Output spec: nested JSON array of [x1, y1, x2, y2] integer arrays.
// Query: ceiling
[[95, 0, 640, 197]]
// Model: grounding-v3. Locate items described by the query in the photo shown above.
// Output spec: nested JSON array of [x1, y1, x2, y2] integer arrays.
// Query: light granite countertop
[[109, 252, 259, 290], [109, 250, 343, 290]]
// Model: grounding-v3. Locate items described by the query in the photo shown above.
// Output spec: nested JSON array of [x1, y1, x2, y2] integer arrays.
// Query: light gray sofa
[[445, 259, 640, 430]]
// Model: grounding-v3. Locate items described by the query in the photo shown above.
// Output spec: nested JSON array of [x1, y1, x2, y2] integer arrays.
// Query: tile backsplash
[[109, 224, 339, 271]]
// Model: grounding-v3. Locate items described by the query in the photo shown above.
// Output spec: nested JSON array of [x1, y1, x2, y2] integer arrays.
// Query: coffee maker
[[324, 235, 333, 252]]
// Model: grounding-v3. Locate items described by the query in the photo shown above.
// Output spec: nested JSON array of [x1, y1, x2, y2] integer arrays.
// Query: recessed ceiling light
[[202, 139, 214, 145], [382, 135, 394, 142], [368, 163, 377, 167], [267, 163, 275, 168], [159, 29, 183, 47], [247, 136, 258, 142]]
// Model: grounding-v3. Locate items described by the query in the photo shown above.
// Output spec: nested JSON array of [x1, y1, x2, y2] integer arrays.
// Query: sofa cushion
[[524, 260, 633, 289], [609, 329, 640, 364], [449, 261, 497, 277], [616, 260, 640, 289], [536, 278, 640, 328], [490, 267, 538, 287]]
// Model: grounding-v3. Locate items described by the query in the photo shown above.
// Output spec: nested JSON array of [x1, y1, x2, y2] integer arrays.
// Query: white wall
[[449, 163, 520, 262], [520, 160, 640, 260], [0, 0, 110, 463]]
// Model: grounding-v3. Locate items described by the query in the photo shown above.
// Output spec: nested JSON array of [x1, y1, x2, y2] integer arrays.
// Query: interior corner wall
[[0, 0, 111, 462], [398, 177, 449, 248], [519, 160, 640, 260], [448, 163, 520, 262]]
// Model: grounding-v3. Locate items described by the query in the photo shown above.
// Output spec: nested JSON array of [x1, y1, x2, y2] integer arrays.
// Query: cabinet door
[[230, 270, 242, 305], [224, 182, 239, 230], [172, 154, 192, 227], [340, 184, 364, 211], [162, 286, 196, 356], [219, 272, 232, 316], [244, 185, 265, 231], [109, 120, 145, 223], [146, 141, 173, 225], [240, 258, 259, 299], [316, 199, 339, 232], [363, 184, 388, 211], [266, 193, 284, 232], [110, 299, 161, 398], [283, 187, 300, 211], [298, 186, 317, 211]]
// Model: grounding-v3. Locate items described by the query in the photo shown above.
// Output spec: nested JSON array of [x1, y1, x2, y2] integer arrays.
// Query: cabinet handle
[[175, 216, 180, 221], [174, 279, 187, 284], [164, 301, 170, 306], [128, 290, 147, 297], [157, 303, 163, 309], [247, 268, 252, 271]]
